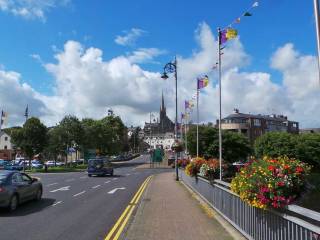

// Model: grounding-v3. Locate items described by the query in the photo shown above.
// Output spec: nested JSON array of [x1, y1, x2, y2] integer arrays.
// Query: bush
[[230, 156, 311, 209]]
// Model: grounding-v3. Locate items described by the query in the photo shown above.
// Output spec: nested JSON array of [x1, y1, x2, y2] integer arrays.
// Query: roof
[[224, 112, 295, 122]]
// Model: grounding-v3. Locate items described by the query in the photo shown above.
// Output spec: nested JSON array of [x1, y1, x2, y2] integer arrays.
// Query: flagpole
[[185, 108, 188, 155], [218, 28, 223, 181], [196, 88, 199, 158], [314, 0, 320, 84], [0, 110, 3, 132]]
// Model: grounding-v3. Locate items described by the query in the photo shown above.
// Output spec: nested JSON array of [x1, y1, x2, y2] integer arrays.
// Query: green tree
[[296, 133, 320, 167], [254, 132, 298, 159], [43, 126, 66, 165], [58, 115, 84, 163], [11, 117, 48, 167], [186, 125, 251, 163]]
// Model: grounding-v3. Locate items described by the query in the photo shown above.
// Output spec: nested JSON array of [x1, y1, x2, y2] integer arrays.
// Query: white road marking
[[52, 201, 63, 206], [104, 181, 111, 184], [112, 178, 118, 180], [46, 183, 58, 187], [66, 178, 75, 182], [92, 185, 101, 189], [80, 176, 87, 179], [125, 173, 131, 176], [108, 187, 126, 194], [50, 186, 70, 193], [73, 191, 86, 197]]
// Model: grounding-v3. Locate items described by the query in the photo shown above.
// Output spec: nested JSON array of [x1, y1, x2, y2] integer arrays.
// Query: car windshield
[[88, 160, 104, 167]]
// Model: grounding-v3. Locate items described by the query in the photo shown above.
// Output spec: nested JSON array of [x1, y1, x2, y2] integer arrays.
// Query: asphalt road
[[0, 155, 170, 240]]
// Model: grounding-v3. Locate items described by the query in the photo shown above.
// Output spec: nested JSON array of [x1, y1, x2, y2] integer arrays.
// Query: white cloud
[[115, 28, 146, 46], [128, 48, 167, 64], [0, 69, 47, 126], [0, 0, 70, 20], [1, 22, 320, 129]]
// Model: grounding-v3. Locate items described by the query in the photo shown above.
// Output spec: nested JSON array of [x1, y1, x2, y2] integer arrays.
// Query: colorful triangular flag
[[244, 12, 252, 16], [252, 2, 259, 8]]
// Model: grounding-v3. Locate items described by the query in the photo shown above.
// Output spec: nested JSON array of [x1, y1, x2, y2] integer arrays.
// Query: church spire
[[161, 91, 165, 112]]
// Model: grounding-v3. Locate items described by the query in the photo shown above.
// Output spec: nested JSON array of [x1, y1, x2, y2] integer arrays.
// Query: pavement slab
[[124, 172, 235, 240]]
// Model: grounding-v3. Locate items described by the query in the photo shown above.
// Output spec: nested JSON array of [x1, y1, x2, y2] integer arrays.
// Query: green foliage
[[11, 117, 47, 159], [254, 132, 297, 159], [186, 125, 251, 163], [255, 132, 320, 167], [81, 115, 128, 155]]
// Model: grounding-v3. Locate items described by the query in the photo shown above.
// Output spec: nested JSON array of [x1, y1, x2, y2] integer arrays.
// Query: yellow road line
[[113, 176, 151, 240], [104, 176, 152, 240]]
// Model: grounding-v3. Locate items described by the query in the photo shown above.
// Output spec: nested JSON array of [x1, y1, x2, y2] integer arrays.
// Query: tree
[[53, 115, 84, 164], [186, 125, 252, 163], [254, 132, 298, 159], [296, 133, 320, 167], [44, 126, 66, 165], [11, 117, 48, 167]]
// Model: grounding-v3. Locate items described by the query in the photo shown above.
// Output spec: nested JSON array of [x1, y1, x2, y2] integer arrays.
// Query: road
[[0, 155, 170, 240]]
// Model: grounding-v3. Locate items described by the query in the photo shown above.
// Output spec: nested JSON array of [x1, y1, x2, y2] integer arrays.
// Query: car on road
[[4, 162, 23, 171], [87, 158, 113, 177], [45, 161, 55, 167], [0, 170, 42, 211]]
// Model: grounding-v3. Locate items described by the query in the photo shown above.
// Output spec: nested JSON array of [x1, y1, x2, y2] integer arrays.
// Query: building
[[0, 130, 14, 160], [300, 128, 320, 134], [143, 93, 175, 150], [218, 109, 299, 143]]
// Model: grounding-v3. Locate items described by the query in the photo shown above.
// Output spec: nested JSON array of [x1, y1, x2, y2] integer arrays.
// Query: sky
[[0, 0, 319, 128]]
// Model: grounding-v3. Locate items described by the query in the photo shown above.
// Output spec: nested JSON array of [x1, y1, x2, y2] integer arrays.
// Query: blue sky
[[0, 0, 316, 94], [0, 0, 319, 127]]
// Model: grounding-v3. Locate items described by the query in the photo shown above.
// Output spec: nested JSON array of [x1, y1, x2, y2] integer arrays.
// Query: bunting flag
[[192, 92, 198, 100], [181, 113, 185, 120], [197, 75, 209, 89], [252, 1, 259, 7], [220, 28, 238, 44], [185, 100, 190, 109], [222, 1, 259, 34], [226, 28, 238, 39]]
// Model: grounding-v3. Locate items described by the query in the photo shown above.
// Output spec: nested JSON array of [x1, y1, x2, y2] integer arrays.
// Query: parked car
[[4, 163, 23, 171], [0, 170, 42, 211], [55, 162, 64, 166], [45, 161, 55, 167], [31, 160, 43, 169], [87, 158, 113, 177], [0, 160, 9, 170]]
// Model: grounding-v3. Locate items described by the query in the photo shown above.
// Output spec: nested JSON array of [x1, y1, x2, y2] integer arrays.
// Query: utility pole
[[314, 0, 320, 84]]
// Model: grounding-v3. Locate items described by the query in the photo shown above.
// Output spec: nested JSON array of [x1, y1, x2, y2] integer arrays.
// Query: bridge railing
[[179, 169, 320, 240]]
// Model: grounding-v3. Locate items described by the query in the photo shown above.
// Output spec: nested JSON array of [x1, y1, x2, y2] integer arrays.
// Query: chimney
[[233, 108, 239, 114]]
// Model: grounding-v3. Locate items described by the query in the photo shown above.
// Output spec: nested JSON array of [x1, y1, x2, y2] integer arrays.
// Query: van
[[87, 158, 114, 177]]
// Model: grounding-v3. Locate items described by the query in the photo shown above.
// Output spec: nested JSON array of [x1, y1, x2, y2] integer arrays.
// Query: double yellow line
[[104, 175, 152, 240]]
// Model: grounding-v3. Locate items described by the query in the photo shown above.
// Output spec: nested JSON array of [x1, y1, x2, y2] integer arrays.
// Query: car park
[[0, 160, 9, 170], [0, 170, 43, 211], [87, 158, 114, 177], [4, 162, 23, 171], [45, 161, 55, 167]]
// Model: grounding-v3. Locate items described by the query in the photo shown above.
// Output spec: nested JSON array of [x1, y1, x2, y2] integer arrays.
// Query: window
[[4, 146, 7, 150], [253, 119, 261, 126], [12, 173, 23, 184], [21, 173, 32, 182], [4, 137, 8, 141]]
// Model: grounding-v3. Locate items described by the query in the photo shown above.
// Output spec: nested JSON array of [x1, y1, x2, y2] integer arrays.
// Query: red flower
[[277, 182, 285, 187], [295, 166, 304, 173], [268, 165, 276, 171]]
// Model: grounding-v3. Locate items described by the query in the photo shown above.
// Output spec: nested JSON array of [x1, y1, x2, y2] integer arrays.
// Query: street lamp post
[[314, 0, 320, 84], [161, 57, 179, 181]]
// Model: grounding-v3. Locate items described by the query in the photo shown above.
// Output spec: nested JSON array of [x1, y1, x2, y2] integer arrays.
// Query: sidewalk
[[123, 172, 237, 240]]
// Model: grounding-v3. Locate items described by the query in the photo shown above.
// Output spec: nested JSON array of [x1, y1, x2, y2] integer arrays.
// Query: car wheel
[[88, 174, 92, 177], [35, 188, 42, 201], [8, 194, 18, 212], [110, 171, 114, 176]]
